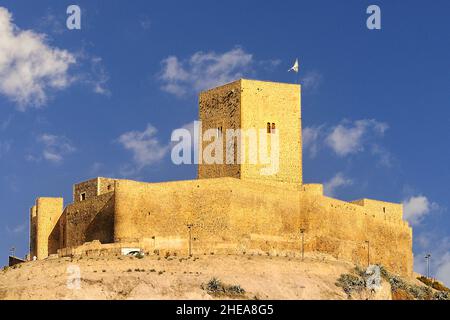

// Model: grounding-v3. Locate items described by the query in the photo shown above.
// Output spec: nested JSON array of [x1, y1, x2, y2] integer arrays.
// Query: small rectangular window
[[267, 122, 271, 133], [80, 192, 86, 201]]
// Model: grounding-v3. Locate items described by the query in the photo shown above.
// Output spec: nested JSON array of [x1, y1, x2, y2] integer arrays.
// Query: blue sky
[[0, 1, 448, 284]]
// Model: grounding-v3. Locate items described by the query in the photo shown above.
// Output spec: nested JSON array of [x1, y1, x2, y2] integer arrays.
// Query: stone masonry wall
[[240, 79, 302, 184], [73, 178, 98, 203], [62, 192, 115, 248], [198, 80, 241, 179], [113, 178, 413, 276], [35, 197, 63, 260], [29, 206, 37, 258]]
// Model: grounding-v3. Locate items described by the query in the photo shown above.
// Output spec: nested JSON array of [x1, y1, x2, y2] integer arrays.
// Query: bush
[[202, 277, 246, 297], [417, 276, 450, 292], [379, 266, 434, 300], [227, 285, 245, 295], [417, 276, 433, 287], [434, 291, 450, 300], [335, 274, 365, 297], [432, 281, 450, 292], [205, 278, 223, 294]]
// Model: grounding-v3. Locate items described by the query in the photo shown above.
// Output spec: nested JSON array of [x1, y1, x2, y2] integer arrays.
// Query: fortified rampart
[[112, 178, 412, 275], [28, 79, 414, 277]]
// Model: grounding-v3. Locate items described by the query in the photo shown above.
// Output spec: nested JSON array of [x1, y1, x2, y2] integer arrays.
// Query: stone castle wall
[[113, 178, 412, 276], [198, 80, 242, 179], [29, 206, 37, 259], [28, 79, 414, 277], [61, 192, 115, 249], [34, 197, 63, 260], [240, 79, 302, 184], [198, 79, 302, 184]]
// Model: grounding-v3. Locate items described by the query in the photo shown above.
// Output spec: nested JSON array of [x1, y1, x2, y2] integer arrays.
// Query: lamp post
[[10, 246, 15, 258], [300, 229, 305, 261], [187, 224, 193, 256], [425, 254, 431, 279], [365, 240, 370, 267]]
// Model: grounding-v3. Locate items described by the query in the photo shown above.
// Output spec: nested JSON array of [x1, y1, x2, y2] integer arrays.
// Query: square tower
[[198, 79, 302, 184]]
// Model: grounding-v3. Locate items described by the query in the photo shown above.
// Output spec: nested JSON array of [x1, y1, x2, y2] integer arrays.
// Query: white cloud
[[325, 119, 388, 157], [323, 172, 353, 197], [414, 236, 450, 287], [0, 140, 11, 158], [118, 124, 169, 169], [370, 144, 393, 167], [12, 223, 26, 233], [303, 125, 323, 158], [435, 252, 450, 287], [403, 195, 439, 226], [34, 133, 75, 164], [5, 222, 26, 234], [37, 9, 65, 35], [159, 47, 253, 97], [1, 115, 13, 130], [303, 119, 391, 165], [87, 56, 110, 95], [0, 7, 76, 110], [139, 15, 151, 30], [300, 70, 323, 92]]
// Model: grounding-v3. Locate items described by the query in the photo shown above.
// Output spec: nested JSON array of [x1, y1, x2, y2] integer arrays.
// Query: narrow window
[[267, 122, 271, 134], [107, 184, 112, 191], [272, 123, 276, 133], [383, 207, 386, 213], [80, 192, 86, 201]]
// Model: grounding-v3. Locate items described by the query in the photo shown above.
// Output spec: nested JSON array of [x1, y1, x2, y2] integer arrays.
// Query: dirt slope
[[0, 253, 401, 300]]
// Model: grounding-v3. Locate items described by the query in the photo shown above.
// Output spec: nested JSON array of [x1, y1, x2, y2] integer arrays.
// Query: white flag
[[288, 59, 299, 73]]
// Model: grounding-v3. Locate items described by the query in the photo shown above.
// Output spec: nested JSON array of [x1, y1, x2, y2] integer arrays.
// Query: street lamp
[[300, 229, 305, 261], [365, 240, 370, 267], [425, 254, 431, 279], [10, 246, 15, 257], [187, 224, 194, 256]]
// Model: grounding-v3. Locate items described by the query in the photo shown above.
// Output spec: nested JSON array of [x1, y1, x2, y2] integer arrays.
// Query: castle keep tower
[[198, 79, 302, 185], [27, 78, 413, 277]]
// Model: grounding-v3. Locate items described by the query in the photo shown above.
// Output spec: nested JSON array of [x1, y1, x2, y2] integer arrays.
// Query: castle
[[28, 79, 413, 276]]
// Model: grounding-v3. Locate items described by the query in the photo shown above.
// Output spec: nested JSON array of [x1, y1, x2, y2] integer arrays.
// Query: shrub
[[379, 266, 434, 300], [432, 281, 450, 292], [205, 278, 223, 294], [227, 285, 245, 295], [335, 274, 365, 297], [417, 276, 433, 287], [202, 278, 246, 297], [417, 276, 450, 292], [434, 291, 450, 300]]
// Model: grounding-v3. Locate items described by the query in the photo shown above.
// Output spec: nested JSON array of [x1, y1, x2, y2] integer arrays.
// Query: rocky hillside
[[0, 253, 445, 300]]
